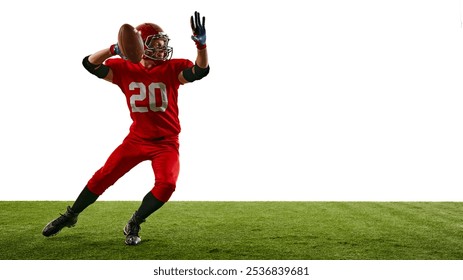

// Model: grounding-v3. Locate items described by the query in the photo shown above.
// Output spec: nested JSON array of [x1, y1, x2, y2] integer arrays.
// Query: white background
[[1, 0, 463, 201], [3, 260, 463, 280]]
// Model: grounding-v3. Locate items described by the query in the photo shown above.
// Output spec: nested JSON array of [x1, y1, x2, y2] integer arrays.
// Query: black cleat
[[123, 211, 145, 245], [42, 206, 78, 237]]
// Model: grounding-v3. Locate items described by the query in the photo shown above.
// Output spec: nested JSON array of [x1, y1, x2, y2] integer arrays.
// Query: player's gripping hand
[[110, 43, 127, 59], [190, 11, 206, 49]]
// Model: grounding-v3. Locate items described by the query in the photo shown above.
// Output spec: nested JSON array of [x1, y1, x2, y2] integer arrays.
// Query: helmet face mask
[[144, 33, 173, 61], [136, 23, 173, 63]]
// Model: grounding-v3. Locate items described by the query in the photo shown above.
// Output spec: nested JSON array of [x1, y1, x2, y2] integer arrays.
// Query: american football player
[[42, 11, 209, 245]]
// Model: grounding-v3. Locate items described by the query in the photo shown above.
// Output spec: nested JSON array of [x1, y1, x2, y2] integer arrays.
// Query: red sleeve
[[172, 59, 193, 87], [104, 58, 125, 85], [176, 59, 194, 72]]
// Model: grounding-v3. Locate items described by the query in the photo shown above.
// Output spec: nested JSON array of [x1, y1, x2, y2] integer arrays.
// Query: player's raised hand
[[190, 11, 206, 49]]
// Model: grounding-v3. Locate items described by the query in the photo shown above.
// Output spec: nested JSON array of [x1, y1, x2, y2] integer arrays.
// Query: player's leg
[[42, 205, 79, 237], [149, 139, 180, 205], [86, 137, 146, 196], [124, 140, 180, 245], [71, 186, 100, 213], [43, 137, 145, 237], [42, 186, 102, 237]]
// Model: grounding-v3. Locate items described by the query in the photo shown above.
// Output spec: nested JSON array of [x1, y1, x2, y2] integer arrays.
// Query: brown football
[[117, 23, 144, 63]]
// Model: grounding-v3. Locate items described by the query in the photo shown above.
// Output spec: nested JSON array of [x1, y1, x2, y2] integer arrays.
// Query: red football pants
[[86, 134, 180, 202]]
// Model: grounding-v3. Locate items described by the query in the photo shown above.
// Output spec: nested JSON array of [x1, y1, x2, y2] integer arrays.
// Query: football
[[117, 23, 144, 63]]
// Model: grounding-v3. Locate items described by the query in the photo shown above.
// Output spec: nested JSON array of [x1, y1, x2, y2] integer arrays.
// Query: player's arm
[[82, 44, 124, 82], [179, 11, 210, 84]]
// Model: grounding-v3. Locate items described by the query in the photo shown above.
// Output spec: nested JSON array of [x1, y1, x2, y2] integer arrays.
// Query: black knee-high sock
[[136, 192, 165, 220], [71, 186, 99, 214]]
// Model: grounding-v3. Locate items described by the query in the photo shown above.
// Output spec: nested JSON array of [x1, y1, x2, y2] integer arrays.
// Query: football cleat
[[42, 206, 78, 237], [123, 211, 145, 245]]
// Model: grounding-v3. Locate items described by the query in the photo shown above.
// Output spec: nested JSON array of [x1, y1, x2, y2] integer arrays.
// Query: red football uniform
[[86, 58, 194, 202], [108, 58, 193, 139]]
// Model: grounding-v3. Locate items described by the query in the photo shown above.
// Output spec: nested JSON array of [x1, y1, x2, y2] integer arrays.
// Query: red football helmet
[[136, 23, 173, 62]]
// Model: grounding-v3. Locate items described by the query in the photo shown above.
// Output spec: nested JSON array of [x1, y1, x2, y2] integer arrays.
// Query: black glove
[[190, 11, 206, 49]]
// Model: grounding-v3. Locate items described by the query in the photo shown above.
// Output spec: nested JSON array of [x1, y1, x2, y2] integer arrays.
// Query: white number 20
[[129, 82, 168, 113]]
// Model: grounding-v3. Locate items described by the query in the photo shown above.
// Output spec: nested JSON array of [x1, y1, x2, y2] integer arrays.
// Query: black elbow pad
[[183, 64, 210, 82], [82, 56, 110, 79]]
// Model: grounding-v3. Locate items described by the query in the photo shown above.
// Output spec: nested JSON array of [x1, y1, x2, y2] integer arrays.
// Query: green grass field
[[0, 201, 462, 260]]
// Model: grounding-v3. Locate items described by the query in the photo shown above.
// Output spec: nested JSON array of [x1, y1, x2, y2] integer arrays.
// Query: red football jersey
[[105, 58, 194, 140]]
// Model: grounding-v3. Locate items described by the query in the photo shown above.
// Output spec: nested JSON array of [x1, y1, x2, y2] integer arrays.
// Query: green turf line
[[1, 201, 462, 260]]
